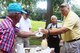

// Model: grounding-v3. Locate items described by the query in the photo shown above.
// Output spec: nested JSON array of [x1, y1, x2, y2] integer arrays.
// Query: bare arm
[[50, 27, 69, 35], [16, 31, 35, 38], [41, 27, 69, 35]]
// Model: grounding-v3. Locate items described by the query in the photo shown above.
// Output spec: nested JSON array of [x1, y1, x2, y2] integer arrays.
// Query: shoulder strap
[[49, 24, 53, 29], [56, 23, 62, 39], [56, 23, 57, 28], [50, 23, 57, 29]]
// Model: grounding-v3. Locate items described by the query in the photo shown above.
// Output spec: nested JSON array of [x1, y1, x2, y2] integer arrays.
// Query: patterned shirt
[[0, 17, 19, 53]]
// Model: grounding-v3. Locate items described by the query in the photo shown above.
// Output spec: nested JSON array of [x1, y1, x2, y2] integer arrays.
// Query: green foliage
[[0, 0, 64, 21], [30, 12, 44, 21], [52, 0, 64, 20], [72, 5, 80, 17], [0, 0, 37, 16], [67, 0, 80, 17], [52, 0, 64, 11], [54, 11, 62, 20]]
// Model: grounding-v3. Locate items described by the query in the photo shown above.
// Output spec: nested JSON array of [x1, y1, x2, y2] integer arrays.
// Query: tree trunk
[[45, 0, 53, 28]]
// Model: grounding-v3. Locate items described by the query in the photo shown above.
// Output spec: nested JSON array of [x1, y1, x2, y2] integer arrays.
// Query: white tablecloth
[[29, 47, 51, 53]]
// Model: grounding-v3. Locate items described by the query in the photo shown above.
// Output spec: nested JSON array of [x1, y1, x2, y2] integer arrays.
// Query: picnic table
[[16, 44, 55, 53], [24, 47, 55, 53]]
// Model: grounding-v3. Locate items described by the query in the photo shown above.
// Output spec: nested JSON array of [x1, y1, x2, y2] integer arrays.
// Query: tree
[[45, 0, 53, 28], [68, 0, 80, 17], [45, 0, 64, 28], [0, 0, 37, 16]]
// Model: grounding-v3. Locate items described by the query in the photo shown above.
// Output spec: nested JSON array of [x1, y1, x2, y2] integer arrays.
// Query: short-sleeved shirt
[[16, 16, 32, 32], [0, 17, 19, 53], [61, 11, 80, 41]]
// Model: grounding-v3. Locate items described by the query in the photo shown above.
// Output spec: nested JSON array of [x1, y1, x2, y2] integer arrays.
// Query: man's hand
[[41, 29, 48, 35]]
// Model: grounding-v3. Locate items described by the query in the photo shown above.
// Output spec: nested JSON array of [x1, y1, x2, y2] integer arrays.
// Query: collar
[[6, 16, 15, 27]]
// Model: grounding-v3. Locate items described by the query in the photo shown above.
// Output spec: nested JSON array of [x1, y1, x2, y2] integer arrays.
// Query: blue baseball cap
[[7, 3, 27, 14]]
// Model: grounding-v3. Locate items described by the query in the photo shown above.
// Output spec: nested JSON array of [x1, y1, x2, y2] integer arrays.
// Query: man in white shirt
[[16, 9, 32, 47]]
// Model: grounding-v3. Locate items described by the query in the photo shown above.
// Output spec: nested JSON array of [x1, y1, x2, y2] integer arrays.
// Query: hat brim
[[21, 10, 27, 14]]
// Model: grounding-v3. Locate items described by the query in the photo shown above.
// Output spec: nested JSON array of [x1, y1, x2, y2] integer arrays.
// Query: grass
[[0, 19, 3, 21], [30, 20, 46, 45], [30, 37, 42, 45], [31, 20, 46, 31]]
